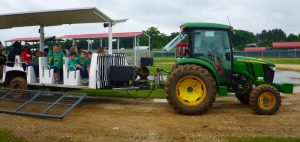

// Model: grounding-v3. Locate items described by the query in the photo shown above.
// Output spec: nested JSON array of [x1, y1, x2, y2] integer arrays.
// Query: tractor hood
[[234, 56, 275, 67]]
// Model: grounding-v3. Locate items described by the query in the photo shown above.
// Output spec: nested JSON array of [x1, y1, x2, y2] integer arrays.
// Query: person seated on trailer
[[21, 43, 39, 77], [86, 51, 92, 74], [43, 45, 49, 57], [48, 44, 64, 84], [7, 41, 22, 67], [77, 46, 83, 56], [32, 51, 42, 77], [66, 45, 76, 57], [98, 47, 105, 54], [75, 51, 89, 80], [0, 43, 7, 79]]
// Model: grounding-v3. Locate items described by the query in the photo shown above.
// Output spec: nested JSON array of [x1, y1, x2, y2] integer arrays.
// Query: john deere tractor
[[164, 23, 293, 115]]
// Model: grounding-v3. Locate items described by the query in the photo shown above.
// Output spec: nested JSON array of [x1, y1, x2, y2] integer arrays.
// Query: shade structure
[[0, 7, 126, 29], [0, 7, 127, 54], [58, 32, 143, 39]]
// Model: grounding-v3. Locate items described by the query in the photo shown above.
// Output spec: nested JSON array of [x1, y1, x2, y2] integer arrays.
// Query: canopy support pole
[[108, 23, 113, 54], [117, 37, 120, 53], [148, 36, 151, 56], [134, 36, 137, 66], [39, 25, 45, 52]]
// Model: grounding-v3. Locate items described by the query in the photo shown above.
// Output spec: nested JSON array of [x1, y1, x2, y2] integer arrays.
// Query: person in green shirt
[[68, 53, 78, 71], [49, 44, 64, 84], [86, 51, 92, 74], [32, 51, 41, 77], [75, 51, 88, 79]]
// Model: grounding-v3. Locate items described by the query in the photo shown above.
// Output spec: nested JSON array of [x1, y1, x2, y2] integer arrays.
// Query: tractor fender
[[176, 58, 221, 84]]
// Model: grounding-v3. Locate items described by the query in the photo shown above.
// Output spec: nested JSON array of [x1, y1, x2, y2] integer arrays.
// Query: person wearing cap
[[7, 41, 22, 67]]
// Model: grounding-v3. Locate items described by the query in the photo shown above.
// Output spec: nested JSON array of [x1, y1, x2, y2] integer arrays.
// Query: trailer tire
[[9, 77, 28, 89], [250, 85, 281, 115], [165, 64, 216, 115]]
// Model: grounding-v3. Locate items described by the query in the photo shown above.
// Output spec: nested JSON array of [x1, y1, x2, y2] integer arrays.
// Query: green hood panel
[[234, 56, 275, 67]]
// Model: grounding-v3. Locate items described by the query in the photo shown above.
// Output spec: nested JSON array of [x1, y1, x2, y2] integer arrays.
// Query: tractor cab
[[164, 23, 234, 84]]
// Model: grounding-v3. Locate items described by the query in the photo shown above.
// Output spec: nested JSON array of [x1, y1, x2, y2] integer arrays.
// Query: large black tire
[[165, 64, 216, 115], [9, 77, 28, 89], [250, 85, 281, 115]]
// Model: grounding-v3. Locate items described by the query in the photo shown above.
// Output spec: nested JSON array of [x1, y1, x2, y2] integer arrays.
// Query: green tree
[[256, 28, 287, 46], [143, 27, 169, 49], [287, 34, 299, 42], [232, 30, 255, 50]]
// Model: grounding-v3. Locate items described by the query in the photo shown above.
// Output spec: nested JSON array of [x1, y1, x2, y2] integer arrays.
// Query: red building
[[272, 42, 300, 50]]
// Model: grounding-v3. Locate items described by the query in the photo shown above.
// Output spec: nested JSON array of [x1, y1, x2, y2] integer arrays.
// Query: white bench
[[39, 57, 55, 84], [26, 65, 37, 83], [63, 57, 81, 86], [2, 56, 25, 82]]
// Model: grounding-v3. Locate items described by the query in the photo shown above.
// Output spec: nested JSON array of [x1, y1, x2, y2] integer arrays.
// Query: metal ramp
[[0, 89, 86, 119]]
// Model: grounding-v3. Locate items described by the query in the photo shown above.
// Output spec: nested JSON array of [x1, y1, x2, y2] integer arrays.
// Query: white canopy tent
[[0, 7, 127, 54]]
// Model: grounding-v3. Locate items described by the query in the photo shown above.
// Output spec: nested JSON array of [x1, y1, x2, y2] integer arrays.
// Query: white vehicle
[[0, 8, 153, 90]]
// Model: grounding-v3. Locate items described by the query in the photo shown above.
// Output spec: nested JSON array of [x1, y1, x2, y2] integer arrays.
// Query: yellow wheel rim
[[258, 92, 276, 110], [176, 76, 207, 106]]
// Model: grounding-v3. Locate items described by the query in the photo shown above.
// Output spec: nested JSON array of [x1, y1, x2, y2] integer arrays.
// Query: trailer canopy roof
[[0, 7, 126, 29]]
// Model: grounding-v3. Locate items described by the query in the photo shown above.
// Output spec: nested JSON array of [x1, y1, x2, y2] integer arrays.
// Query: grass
[[261, 58, 300, 64], [226, 136, 300, 142], [0, 129, 26, 142], [70, 88, 165, 98]]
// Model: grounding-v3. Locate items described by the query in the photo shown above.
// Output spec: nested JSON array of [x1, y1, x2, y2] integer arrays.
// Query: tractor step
[[0, 89, 86, 119]]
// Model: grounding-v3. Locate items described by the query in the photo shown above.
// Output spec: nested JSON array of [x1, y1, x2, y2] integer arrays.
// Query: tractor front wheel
[[250, 85, 281, 115], [165, 64, 216, 115]]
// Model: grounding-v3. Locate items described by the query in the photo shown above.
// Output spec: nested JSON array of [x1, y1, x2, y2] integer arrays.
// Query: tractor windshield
[[193, 30, 231, 56]]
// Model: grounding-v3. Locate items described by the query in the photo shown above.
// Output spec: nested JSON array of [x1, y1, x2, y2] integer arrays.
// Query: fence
[[152, 50, 300, 58]]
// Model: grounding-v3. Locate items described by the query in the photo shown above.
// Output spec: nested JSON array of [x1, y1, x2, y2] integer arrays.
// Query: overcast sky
[[0, 0, 299, 43]]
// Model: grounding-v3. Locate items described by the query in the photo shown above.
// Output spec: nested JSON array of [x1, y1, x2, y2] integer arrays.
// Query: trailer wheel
[[250, 85, 281, 115], [9, 77, 28, 89], [165, 64, 216, 115]]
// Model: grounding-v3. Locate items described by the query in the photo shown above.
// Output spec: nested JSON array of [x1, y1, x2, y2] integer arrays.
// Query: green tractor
[[164, 23, 293, 115]]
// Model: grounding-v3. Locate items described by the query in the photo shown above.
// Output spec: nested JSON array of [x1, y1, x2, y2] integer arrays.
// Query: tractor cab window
[[193, 30, 231, 56]]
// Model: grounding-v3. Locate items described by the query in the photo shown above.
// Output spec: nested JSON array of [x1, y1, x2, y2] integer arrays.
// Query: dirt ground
[[276, 64, 300, 72], [0, 93, 300, 142]]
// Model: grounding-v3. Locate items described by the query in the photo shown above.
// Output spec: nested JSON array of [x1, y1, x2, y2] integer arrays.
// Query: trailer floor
[[0, 93, 300, 142]]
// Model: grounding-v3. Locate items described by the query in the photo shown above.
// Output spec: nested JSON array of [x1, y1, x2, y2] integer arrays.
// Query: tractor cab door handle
[[225, 52, 231, 61]]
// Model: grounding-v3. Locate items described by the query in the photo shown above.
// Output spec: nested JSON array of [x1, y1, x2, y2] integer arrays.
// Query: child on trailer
[[75, 51, 89, 81], [48, 44, 64, 84], [86, 51, 92, 74], [68, 52, 88, 82]]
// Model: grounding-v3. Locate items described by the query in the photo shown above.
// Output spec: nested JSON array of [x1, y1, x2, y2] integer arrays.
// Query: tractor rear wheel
[[250, 85, 281, 115], [165, 64, 216, 115], [9, 77, 28, 89]]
